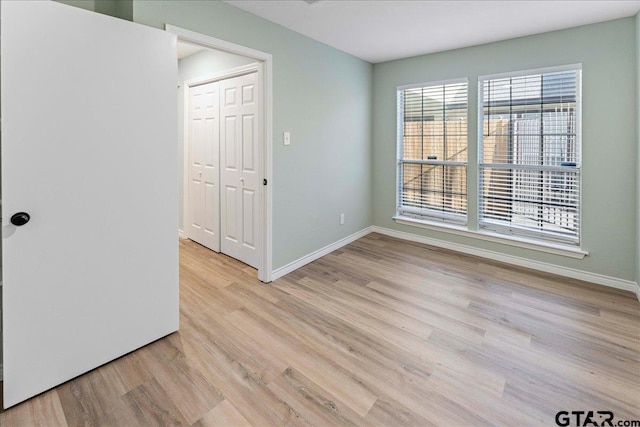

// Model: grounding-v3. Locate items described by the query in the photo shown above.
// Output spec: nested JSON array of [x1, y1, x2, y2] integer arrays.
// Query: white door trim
[[184, 63, 263, 88], [168, 24, 273, 282]]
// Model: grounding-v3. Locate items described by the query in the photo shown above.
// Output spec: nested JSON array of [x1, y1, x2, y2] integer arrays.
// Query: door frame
[[168, 25, 273, 282]]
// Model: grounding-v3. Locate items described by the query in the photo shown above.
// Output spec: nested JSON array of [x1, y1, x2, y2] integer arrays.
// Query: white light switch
[[283, 131, 291, 146]]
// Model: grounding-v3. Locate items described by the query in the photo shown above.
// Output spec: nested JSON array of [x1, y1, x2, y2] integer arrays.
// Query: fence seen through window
[[398, 80, 468, 223], [479, 69, 580, 244]]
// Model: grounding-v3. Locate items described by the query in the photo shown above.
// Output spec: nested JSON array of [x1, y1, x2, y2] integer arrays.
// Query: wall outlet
[[283, 131, 291, 146], [340, 213, 345, 225]]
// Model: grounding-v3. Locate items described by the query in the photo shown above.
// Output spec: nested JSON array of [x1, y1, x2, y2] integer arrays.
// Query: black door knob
[[11, 212, 30, 226]]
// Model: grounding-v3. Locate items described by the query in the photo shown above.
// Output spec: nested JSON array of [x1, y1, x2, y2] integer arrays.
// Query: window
[[478, 67, 581, 245], [396, 80, 468, 224]]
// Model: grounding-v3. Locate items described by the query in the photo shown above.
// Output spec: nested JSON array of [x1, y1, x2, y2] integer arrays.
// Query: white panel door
[[1, 1, 178, 408], [188, 82, 220, 251], [220, 72, 261, 268]]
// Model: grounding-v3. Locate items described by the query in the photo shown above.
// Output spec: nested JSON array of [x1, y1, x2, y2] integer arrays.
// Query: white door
[[187, 82, 220, 251], [220, 71, 261, 268], [1, 1, 178, 408]]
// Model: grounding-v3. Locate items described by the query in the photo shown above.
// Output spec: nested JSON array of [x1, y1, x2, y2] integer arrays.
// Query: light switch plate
[[284, 131, 291, 146]]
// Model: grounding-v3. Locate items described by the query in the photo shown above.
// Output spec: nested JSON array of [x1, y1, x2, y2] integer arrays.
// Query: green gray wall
[[177, 49, 255, 230], [373, 17, 638, 281], [55, 0, 132, 21], [134, 1, 373, 270]]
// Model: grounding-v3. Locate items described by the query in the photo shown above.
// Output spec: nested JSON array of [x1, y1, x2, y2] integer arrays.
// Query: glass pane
[[401, 163, 467, 215], [401, 82, 468, 162], [482, 117, 510, 164], [480, 167, 579, 237], [482, 71, 578, 167]]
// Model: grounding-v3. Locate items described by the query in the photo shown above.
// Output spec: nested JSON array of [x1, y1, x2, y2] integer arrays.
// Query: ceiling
[[177, 41, 207, 59], [224, 0, 640, 63]]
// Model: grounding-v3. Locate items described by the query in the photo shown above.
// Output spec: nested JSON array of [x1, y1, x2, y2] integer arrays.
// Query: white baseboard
[[271, 227, 373, 281], [269, 224, 639, 302], [372, 226, 640, 300], [178, 229, 187, 239]]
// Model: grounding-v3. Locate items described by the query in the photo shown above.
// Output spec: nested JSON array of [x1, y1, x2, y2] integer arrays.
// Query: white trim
[[178, 229, 187, 239], [372, 225, 638, 297], [393, 216, 587, 258], [478, 63, 582, 81], [268, 224, 638, 301], [271, 227, 373, 281], [182, 75, 190, 243], [183, 63, 261, 88], [397, 208, 467, 226], [167, 24, 273, 282], [397, 77, 468, 91], [167, 25, 269, 61]]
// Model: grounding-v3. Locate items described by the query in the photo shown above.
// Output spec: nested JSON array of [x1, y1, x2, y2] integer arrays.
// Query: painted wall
[[135, 1, 373, 270], [373, 18, 637, 281], [55, 0, 132, 21], [177, 49, 255, 230]]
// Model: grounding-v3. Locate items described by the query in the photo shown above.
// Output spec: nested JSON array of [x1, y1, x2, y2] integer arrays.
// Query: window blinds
[[478, 68, 581, 244], [397, 80, 468, 224]]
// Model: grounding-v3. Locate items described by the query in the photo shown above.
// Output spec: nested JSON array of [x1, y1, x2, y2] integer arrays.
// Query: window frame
[[392, 65, 587, 258], [477, 64, 583, 247], [395, 78, 469, 226]]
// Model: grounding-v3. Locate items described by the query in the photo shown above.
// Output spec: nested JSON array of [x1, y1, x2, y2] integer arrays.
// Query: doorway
[[170, 26, 273, 281], [184, 63, 262, 269]]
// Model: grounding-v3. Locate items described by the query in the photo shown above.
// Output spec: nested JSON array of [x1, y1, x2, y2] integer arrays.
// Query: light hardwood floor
[[1, 233, 639, 426]]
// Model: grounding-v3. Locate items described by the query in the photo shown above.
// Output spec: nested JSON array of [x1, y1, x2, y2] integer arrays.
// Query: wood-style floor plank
[[195, 399, 250, 427], [1, 233, 638, 426]]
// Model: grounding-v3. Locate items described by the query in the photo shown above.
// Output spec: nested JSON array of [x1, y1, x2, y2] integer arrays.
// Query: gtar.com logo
[[555, 411, 640, 427], [556, 411, 614, 426]]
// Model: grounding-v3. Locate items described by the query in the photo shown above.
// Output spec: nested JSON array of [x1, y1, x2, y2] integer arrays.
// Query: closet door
[[220, 71, 261, 268], [1, 1, 178, 408], [187, 82, 221, 251]]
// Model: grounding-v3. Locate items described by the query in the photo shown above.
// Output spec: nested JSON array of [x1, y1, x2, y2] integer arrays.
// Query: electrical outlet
[[340, 213, 345, 225], [283, 131, 291, 146]]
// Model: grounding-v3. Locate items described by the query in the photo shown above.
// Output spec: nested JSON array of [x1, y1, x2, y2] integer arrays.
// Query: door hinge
[[263, 179, 268, 186]]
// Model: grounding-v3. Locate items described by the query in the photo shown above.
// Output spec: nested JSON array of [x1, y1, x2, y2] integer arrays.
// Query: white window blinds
[[397, 80, 468, 224], [478, 67, 581, 245]]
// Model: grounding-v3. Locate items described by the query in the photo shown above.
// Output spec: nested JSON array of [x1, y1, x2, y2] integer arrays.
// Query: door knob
[[10, 212, 30, 226]]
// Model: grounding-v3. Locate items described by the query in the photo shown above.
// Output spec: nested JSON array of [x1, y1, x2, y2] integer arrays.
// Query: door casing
[[170, 25, 273, 282]]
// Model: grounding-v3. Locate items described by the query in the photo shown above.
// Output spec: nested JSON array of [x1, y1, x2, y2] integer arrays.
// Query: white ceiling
[[177, 41, 207, 59], [224, 0, 640, 63]]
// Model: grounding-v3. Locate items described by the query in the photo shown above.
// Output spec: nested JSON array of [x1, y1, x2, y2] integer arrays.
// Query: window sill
[[392, 216, 588, 259]]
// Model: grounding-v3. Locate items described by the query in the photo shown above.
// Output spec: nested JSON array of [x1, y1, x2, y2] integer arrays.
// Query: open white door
[[1, 1, 178, 408]]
